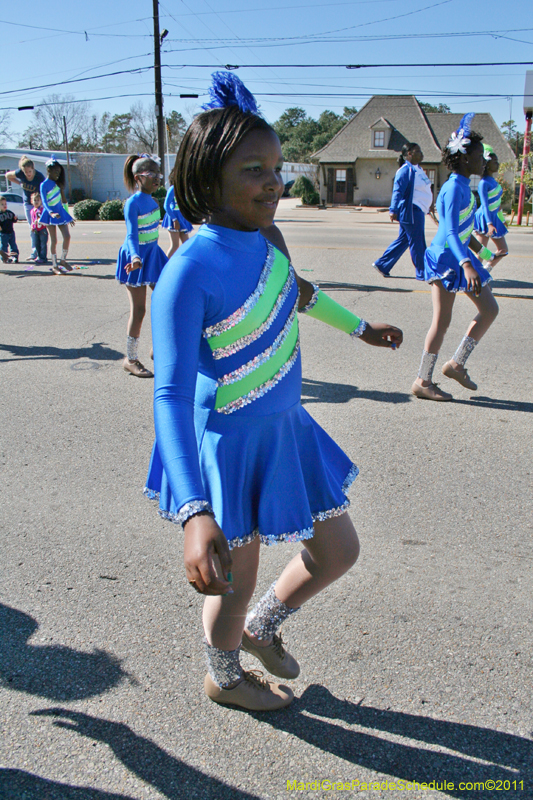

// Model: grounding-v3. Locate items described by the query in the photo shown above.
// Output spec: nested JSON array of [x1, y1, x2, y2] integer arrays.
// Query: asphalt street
[[1, 200, 532, 799]]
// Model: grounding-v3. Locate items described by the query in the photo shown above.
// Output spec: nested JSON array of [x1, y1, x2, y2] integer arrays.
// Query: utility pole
[[153, 0, 166, 182], [63, 116, 72, 201], [517, 71, 533, 226]]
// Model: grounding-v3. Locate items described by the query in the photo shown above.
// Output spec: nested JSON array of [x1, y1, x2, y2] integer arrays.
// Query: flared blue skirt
[[144, 402, 358, 549], [424, 247, 492, 293], [41, 205, 73, 225], [115, 241, 168, 286], [161, 210, 193, 232], [473, 208, 508, 238]]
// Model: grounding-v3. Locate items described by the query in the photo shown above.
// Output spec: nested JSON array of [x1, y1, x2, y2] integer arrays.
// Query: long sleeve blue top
[[477, 176, 503, 227], [427, 173, 475, 265], [123, 192, 161, 263], [389, 163, 416, 224], [151, 224, 301, 513]]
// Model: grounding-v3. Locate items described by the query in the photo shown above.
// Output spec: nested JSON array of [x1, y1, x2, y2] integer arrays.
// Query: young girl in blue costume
[[40, 157, 75, 275], [161, 165, 193, 257], [474, 144, 508, 269], [116, 155, 168, 378], [373, 142, 433, 279], [144, 72, 403, 711], [412, 114, 499, 402]]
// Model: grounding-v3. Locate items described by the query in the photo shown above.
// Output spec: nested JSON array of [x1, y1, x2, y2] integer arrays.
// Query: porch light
[[375, 168, 381, 180]]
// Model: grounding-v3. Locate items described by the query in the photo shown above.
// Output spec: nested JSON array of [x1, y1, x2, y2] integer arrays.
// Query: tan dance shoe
[[242, 631, 300, 680], [411, 382, 452, 401], [204, 670, 294, 711], [441, 361, 477, 391], [123, 358, 154, 378]]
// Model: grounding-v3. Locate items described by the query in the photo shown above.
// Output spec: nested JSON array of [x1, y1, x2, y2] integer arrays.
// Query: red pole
[[516, 112, 532, 226]]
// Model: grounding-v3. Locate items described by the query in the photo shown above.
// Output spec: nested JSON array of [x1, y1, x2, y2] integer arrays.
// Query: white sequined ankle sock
[[245, 582, 300, 641], [204, 639, 243, 688], [126, 336, 139, 362], [453, 335, 477, 366], [417, 350, 438, 382]]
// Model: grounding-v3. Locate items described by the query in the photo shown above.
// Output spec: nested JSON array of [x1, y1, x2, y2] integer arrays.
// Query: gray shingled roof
[[425, 113, 515, 163], [313, 95, 442, 163]]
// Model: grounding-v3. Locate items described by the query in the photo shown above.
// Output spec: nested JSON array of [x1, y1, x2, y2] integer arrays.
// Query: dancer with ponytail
[[161, 164, 193, 257], [116, 155, 168, 378], [474, 144, 509, 270], [144, 72, 402, 711], [373, 142, 433, 279], [412, 115, 499, 401], [40, 157, 75, 274]]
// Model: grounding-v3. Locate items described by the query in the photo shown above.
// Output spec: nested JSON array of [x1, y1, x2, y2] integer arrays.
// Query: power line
[[163, 61, 533, 69]]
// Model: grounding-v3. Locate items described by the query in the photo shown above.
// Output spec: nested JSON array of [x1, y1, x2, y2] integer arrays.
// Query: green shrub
[[152, 185, 167, 199], [73, 199, 102, 221], [99, 199, 125, 221], [290, 175, 320, 205], [70, 188, 86, 204]]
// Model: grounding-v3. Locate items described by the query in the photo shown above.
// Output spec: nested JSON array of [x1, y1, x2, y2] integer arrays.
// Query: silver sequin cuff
[[204, 639, 243, 688], [349, 319, 367, 338], [298, 283, 320, 314], [417, 350, 438, 382], [453, 335, 477, 366], [245, 582, 300, 640], [175, 500, 214, 527]]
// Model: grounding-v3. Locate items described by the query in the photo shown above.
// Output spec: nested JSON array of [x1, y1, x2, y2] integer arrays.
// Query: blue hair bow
[[46, 154, 59, 166], [446, 112, 475, 155], [202, 71, 259, 114]]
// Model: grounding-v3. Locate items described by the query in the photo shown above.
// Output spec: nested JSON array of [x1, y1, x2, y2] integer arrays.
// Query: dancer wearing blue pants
[[373, 143, 433, 280]]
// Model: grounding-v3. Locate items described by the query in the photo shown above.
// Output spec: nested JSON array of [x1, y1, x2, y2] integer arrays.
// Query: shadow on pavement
[[301, 378, 411, 405], [491, 277, 533, 291], [0, 769, 133, 800], [317, 279, 414, 294], [453, 396, 533, 413], [0, 341, 123, 363], [257, 685, 532, 799], [30, 709, 261, 800], [0, 604, 128, 701]]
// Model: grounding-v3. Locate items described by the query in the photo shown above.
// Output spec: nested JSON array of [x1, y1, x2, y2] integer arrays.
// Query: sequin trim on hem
[[349, 319, 367, 338], [204, 242, 275, 338], [427, 269, 492, 293], [298, 283, 320, 314]]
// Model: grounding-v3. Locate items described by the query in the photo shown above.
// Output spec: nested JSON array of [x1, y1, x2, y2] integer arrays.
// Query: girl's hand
[[51, 212, 60, 219], [463, 262, 481, 296], [360, 322, 403, 349], [69, 220, 76, 227], [488, 223, 496, 237], [125, 259, 142, 274], [173, 220, 180, 231], [183, 513, 233, 596], [389, 212, 398, 222]]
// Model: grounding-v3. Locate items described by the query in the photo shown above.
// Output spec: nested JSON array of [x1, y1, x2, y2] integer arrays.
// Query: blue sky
[[1, 0, 531, 144]]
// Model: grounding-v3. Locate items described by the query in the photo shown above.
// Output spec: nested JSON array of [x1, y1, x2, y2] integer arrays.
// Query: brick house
[[312, 95, 515, 207]]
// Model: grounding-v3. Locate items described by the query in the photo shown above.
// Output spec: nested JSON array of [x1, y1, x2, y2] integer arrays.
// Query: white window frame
[[373, 131, 385, 148]]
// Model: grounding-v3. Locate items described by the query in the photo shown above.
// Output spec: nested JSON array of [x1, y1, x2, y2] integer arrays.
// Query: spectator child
[[6, 155, 45, 261], [30, 192, 48, 264], [0, 195, 20, 263]]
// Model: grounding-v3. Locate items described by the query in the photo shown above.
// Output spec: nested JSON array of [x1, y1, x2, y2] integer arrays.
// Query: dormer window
[[373, 131, 385, 148]]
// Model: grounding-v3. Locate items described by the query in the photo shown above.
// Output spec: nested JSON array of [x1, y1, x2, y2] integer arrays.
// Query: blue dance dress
[[161, 186, 193, 233], [424, 173, 492, 293], [40, 178, 73, 225], [144, 224, 357, 549], [116, 192, 168, 286], [474, 176, 508, 238]]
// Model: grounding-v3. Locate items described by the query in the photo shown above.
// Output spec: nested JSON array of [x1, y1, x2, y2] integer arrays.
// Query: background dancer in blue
[[161, 165, 193, 257], [40, 157, 75, 274], [412, 115, 499, 401], [373, 143, 433, 279], [144, 72, 402, 712], [116, 155, 168, 378], [474, 144, 508, 270]]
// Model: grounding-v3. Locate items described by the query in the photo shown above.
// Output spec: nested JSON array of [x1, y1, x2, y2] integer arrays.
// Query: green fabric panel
[[459, 194, 475, 223], [215, 316, 298, 409], [139, 229, 159, 243], [138, 209, 160, 226], [305, 290, 361, 334], [497, 210, 505, 223], [208, 249, 289, 351], [47, 187, 61, 204]]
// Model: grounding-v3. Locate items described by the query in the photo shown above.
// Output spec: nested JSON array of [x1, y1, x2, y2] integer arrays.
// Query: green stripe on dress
[[207, 248, 289, 351], [459, 193, 475, 223], [214, 314, 298, 410], [138, 229, 159, 243], [138, 209, 161, 226]]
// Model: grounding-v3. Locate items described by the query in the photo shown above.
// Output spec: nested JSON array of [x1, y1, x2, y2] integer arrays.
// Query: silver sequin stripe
[[453, 334, 477, 366], [204, 242, 275, 339], [245, 582, 299, 640], [211, 268, 296, 360], [298, 283, 320, 314], [217, 300, 298, 387], [427, 269, 492, 293], [216, 335, 300, 414], [204, 639, 243, 688], [349, 319, 367, 338]]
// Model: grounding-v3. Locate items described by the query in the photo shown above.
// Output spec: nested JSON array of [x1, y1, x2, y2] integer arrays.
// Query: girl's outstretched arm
[[260, 223, 403, 349]]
